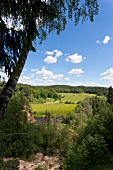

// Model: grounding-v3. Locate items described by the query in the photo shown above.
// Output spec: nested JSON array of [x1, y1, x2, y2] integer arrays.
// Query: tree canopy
[[0, 0, 99, 118], [0, 0, 99, 75]]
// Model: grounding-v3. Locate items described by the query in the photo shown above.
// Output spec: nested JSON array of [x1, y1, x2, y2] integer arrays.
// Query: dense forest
[[0, 82, 108, 103], [0, 81, 113, 169]]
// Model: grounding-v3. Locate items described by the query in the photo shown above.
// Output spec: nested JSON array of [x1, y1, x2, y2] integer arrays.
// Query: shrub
[[65, 134, 110, 170], [0, 159, 19, 170]]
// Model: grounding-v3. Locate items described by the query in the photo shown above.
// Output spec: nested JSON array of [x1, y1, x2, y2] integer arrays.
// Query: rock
[[3, 152, 61, 170]]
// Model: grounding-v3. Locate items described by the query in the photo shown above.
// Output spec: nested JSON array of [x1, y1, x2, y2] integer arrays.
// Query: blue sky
[[1, 0, 113, 87]]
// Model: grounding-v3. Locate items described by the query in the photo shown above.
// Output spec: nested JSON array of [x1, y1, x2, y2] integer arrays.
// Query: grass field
[[60, 93, 95, 103], [31, 93, 95, 117]]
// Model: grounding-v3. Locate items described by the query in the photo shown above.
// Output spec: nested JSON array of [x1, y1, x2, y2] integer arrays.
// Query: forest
[[0, 82, 113, 169], [1, 0, 113, 169]]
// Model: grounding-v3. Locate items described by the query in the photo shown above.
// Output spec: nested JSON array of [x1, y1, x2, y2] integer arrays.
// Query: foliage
[[0, 83, 112, 170], [0, 118, 71, 160], [65, 101, 74, 104], [107, 86, 113, 105], [0, 90, 71, 159], [65, 134, 110, 170], [0, 0, 100, 119], [36, 122, 71, 156], [1, 0, 99, 76], [0, 159, 19, 170], [64, 96, 113, 170], [47, 85, 108, 96]]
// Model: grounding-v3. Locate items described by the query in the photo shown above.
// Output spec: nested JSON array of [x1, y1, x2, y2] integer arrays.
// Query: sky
[[1, 0, 113, 87]]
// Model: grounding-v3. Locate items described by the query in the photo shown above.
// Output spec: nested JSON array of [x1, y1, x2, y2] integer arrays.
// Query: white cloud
[[77, 74, 82, 77], [44, 56, 57, 64], [64, 77, 70, 81], [72, 81, 102, 87], [42, 76, 49, 80], [35, 77, 54, 85], [31, 68, 39, 72], [31, 74, 34, 78], [100, 76, 113, 81], [35, 67, 64, 80], [103, 36, 111, 44], [100, 68, 113, 77], [51, 74, 64, 80], [35, 78, 43, 82], [65, 53, 83, 63], [44, 49, 63, 64], [54, 50, 63, 58], [47, 80, 54, 83], [18, 76, 35, 85], [100, 68, 113, 86], [96, 36, 111, 45], [36, 68, 53, 76], [21, 76, 30, 80], [68, 68, 84, 76], [96, 40, 101, 44], [45, 51, 54, 55]]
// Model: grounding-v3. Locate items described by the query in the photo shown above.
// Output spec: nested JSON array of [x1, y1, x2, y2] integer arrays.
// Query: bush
[[65, 134, 110, 170], [65, 101, 74, 104], [0, 159, 19, 170]]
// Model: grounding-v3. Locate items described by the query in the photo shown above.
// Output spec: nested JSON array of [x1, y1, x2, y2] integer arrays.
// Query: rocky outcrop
[[23, 110, 36, 123], [3, 153, 61, 170], [26, 111, 36, 123]]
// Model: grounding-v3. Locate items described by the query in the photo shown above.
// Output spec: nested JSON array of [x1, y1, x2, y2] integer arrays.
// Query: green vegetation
[[0, 91, 71, 160], [1, 83, 113, 170], [60, 93, 95, 103], [0, 0, 99, 118], [31, 93, 95, 117], [31, 103, 74, 117], [0, 159, 19, 170], [63, 96, 113, 170]]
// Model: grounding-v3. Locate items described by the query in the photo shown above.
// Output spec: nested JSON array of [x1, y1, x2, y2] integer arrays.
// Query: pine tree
[[107, 86, 113, 105]]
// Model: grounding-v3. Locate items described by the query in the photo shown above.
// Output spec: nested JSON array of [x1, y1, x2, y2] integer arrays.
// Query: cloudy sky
[[1, 0, 113, 87]]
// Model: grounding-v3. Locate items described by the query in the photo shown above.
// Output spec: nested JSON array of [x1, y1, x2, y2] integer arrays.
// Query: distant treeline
[[0, 83, 108, 103], [45, 85, 108, 96]]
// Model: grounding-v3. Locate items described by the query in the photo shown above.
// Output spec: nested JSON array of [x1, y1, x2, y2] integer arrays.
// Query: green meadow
[[59, 93, 95, 103], [31, 93, 95, 117]]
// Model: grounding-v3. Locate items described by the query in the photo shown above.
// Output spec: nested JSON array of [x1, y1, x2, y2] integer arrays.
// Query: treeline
[[18, 84, 108, 96], [17, 84, 108, 97], [0, 83, 108, 104], [46, 85, 108, 96], [13, 83, 61, 103]]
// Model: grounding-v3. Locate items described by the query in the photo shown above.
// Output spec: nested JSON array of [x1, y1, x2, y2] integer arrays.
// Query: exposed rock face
[[23, 110, 36, 123], [26, 111, 36, 123], [18, 160, 37, 170], [34, 153, 61, 170], [3, 153, 61, 170]]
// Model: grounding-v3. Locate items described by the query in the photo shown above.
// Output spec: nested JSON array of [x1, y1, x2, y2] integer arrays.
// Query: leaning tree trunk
[[0, 49, 28, 119]]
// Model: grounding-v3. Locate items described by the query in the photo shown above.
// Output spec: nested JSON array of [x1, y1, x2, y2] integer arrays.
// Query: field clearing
[[60, 93, 95, 103], [31, 93, 95, 117], [31, 103, 75, 117]]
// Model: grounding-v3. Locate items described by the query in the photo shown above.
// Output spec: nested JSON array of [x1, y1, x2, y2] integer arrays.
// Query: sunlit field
[[31, 93, 95, 117]]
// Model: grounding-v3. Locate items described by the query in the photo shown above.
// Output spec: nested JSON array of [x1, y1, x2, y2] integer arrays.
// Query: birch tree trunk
[[0, 49, 28, 119]]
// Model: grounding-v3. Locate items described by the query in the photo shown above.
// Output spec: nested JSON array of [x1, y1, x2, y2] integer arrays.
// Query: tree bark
[[0, 49, 28, 119]]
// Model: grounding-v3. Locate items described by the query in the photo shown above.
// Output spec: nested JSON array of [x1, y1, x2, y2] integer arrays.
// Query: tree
[[107, 86, 113, 105], [0, 0, 99, 119]]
